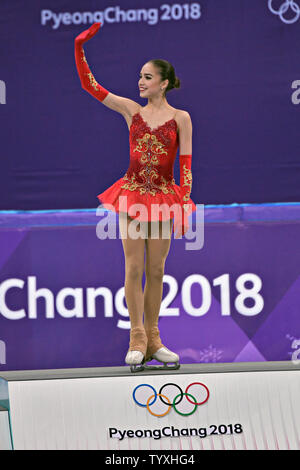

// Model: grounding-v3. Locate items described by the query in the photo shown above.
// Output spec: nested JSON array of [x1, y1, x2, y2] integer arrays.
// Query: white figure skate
[[144, 347, 180, 371], [125, 350, 145, 373], [125, 326, 148, 373]]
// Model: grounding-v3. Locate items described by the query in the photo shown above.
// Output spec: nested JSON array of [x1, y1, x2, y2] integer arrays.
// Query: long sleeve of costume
[[74, 23, 109, 102], [173, 154, 193, 235]]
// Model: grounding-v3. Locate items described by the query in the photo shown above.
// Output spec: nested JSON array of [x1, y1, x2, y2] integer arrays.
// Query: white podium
[[0, 406, 12, 450], [0, 361, 299, 450]]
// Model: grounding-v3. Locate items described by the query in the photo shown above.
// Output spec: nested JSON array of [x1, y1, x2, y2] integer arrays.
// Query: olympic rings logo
[[268, 0, 300, 24], [132, 382, 210, 417]]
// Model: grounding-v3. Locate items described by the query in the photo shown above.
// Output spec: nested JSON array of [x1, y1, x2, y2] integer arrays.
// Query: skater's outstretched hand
[[74, 22, 109, 102], [75, 22, 102, 45]]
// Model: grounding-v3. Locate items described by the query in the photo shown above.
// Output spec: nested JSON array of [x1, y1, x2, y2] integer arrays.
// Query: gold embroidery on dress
[[121, 172, 147, 195], [135, 134, 168, 159], [121, 133, 175, 196], [121, 172, 176, 196]]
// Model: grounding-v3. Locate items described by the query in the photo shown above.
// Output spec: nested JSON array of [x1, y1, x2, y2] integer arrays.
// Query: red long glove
[[74, 22, 109, 102], [173, 154, 193, 237], [179, 154, 193, 203]]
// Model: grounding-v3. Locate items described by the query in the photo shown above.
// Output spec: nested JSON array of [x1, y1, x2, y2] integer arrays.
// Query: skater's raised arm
[[74, 22, 139, 119], [74, 23, 109, 102]]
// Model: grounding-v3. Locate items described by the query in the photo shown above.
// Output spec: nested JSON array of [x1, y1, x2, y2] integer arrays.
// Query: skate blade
[[129, 363, 145, 373], [144, 361, 180, 371]]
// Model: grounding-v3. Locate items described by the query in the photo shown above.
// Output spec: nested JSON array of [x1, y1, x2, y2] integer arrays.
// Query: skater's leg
[[144, 218, 179, 366], [119, 212, 146, 329], [144, 218, 173, 333], [119, 212, 147, 370]]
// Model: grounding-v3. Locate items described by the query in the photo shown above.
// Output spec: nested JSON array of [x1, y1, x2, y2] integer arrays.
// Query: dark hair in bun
[[149, 59, 181, 95]]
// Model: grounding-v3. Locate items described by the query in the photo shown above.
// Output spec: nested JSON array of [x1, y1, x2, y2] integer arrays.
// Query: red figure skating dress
[[97, 110, 197, 234], [74, 21, 196, 235]]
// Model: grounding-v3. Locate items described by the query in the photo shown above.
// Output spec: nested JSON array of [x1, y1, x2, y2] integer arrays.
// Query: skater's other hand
[[174, 202, 190, 238], [75, 22, 102, 45], [174, 223, 188, 239]]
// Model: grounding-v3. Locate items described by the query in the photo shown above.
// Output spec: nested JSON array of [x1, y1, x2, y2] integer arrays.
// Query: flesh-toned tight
[[119, 212, 173, 358]]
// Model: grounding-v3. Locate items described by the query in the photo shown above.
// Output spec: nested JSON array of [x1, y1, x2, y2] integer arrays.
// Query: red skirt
[[97, 176, 197, 234]]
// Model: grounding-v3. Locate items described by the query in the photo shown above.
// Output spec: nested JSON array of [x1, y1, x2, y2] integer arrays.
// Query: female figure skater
[[74, 22, 196, 372]]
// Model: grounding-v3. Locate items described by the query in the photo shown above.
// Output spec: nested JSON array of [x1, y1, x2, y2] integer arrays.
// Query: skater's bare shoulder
[[174, 109, 192, 129], [175, 109, 192, 154]]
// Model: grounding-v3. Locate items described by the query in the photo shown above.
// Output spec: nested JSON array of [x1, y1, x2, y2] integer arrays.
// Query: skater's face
[[138, 62, 168, 98]]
